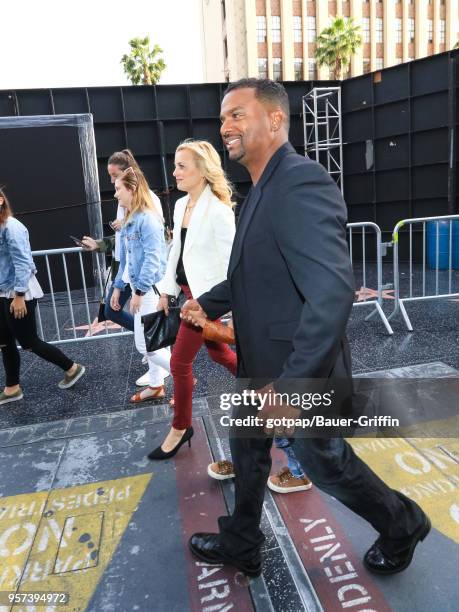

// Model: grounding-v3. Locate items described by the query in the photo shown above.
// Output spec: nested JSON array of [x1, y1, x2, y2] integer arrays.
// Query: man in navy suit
[[182, 79, 430, 577]]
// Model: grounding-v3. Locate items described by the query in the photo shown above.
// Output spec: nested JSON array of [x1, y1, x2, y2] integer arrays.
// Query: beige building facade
[[201, 0, 459, 81]]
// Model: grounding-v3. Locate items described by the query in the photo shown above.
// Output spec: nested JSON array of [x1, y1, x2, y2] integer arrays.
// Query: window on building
[[362, 18, 370, 43], [394, 57, 403, 65], [375, 57, 383, 70], [294, 58, 303, 80], [272, 16, 281, 42], [428, 19, 433, 43], [293, 16, 302, 42], [258, 58, 268, 79], [440, 20, 446, 44], [363, 59, 371, 74], [395, 18, 402, 43], [409, 18, 415, 42], [256, 16, 267, 43], [375, 18, 383, 43], [307, 16, 316, 42], [308, 58, 317, 79]]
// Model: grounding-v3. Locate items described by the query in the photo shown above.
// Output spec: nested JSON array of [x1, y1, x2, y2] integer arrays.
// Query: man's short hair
[[225, 78, 290, 129]]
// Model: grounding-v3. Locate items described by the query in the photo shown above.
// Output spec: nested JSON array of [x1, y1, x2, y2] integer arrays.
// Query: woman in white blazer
[[148, 140, 237, 459]]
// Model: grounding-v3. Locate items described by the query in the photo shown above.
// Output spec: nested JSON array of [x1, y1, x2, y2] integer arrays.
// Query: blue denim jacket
[[0, 217, 37, 292], [114, 210, 166, 293]]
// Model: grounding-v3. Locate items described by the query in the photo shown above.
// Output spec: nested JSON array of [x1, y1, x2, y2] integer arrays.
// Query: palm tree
[[121, 36, 166, 85], [315, 17, 362, 80]]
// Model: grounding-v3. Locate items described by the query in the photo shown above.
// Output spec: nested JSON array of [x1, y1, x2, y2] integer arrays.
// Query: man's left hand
[[256, 383, 300, 437]]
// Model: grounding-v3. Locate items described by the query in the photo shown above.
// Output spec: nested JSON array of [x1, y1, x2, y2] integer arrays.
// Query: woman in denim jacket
[[0, 188, 85, 406], [110, 168, 171, 402], [81, 149, 166, 389]]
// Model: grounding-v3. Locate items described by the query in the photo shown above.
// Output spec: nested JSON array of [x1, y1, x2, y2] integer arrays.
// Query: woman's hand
[[81, 236, 99, 251], [181, 299, 206, 327], [190, 310, 207, 328], [10, 296, 27, 319], [110, 288, 121, 311], [157, 295, 170, 316], [110, 219, 122, 231], [130, 294, 142, 315]]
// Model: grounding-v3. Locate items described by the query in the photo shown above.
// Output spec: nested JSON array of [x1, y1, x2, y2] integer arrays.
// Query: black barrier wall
[[0, 49, 457, 258], [343, 49, 458, 258], [0, 80, 336, 232]]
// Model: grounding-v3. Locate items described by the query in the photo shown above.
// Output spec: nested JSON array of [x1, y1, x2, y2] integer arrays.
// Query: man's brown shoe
[[207, 460, 235, 480], [267, 467, 312, 494]]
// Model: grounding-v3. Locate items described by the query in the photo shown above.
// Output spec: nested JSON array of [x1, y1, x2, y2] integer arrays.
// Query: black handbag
[[97, 264, 113, 323], [141, 288, 181, 351]]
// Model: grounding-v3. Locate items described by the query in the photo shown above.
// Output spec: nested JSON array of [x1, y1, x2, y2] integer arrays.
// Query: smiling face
[[220, 87, 281, 168], [114, 178, 134, 210], [173, 148, 205, 194]]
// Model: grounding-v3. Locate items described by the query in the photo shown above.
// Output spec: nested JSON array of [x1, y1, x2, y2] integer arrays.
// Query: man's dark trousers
[[218, 404, 423, 562]]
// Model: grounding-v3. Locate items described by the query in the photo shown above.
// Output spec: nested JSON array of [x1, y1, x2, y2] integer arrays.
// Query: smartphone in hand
[[70, 235, 84, 247]]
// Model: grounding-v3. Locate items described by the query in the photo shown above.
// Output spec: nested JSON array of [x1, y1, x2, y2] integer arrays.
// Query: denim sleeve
[[6, 223, 33, 292], [113, 230, 127, 290], [137, 215, 166, 293]]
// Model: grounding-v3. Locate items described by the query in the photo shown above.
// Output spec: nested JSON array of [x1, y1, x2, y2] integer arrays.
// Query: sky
[[0, 0, 204, 90]]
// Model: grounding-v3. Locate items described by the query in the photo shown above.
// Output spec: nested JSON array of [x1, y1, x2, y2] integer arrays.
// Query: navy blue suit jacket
[[198, 143, 355, 394]]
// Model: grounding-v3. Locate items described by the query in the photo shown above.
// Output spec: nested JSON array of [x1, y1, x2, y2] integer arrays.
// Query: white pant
[[133, 288, 171, 387]]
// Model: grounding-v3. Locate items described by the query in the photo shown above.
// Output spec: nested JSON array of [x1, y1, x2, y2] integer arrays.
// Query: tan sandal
[[130, 385, 165, 404], [169, 378, 197, 407]]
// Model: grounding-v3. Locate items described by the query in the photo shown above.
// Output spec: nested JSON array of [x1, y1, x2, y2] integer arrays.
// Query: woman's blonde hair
[[117, 167, 158, 224], [176, 139, 233, 207]]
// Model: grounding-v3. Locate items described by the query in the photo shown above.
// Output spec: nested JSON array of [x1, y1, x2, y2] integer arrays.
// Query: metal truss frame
[[303, 87, 344, 193]]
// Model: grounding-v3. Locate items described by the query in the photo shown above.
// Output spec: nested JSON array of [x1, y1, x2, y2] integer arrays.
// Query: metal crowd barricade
[[347, 222, 394, 335], [31, 246, 133, 345], [30, 225, 395, 345], [388, 214, 459, 331]]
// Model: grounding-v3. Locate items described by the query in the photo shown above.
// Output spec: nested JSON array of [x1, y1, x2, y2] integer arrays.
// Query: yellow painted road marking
[[348, 437, 459, 544], [0, 474, 152, 612]]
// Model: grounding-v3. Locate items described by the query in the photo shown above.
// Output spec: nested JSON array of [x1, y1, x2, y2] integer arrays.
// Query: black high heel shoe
[[147, 427, 194, 460]]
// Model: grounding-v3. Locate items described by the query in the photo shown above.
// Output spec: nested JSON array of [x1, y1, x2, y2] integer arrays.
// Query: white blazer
[[158, 184, 235, 299]]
